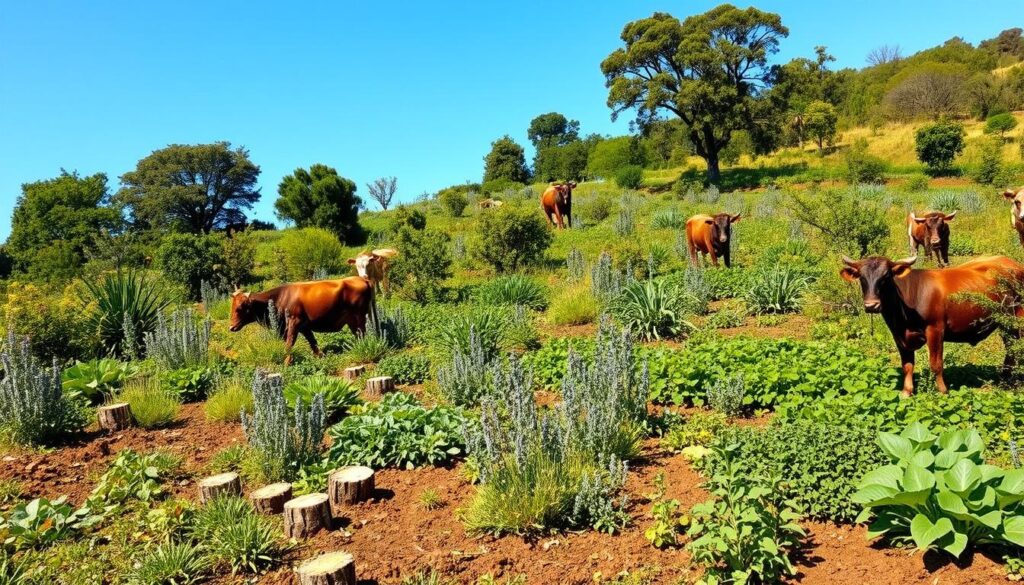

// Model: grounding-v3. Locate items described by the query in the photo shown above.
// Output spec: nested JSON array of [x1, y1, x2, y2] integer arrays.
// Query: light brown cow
[[541, 182, 576, 229], [907, 211, 955, 267], [478, 198, 504, 209], [347, 248, 399, 294], [1004, 187, 1024, 247], [685, 213, 740, 268]]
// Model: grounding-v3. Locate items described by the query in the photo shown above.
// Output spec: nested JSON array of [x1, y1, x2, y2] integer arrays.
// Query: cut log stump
[[97, 402, 133, 432], [295, 551, 356, 585], [284, 493, 332, 538], [365, 376, 394, 398], [250, 482, 292, 515], [328, 466, 375, 511], [342, 365, 366, 381], [198, 472, 242, 503]]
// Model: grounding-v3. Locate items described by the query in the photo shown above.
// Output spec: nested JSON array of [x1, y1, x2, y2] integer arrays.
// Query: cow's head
[[912, 211, 956, 245], [705, 213, 741, 244], [553, 181, 576, 205], [1004, 188, 1024, 221], [839, 255, 917, 314], [229, 290, 256, 332], [347, 252, 378, 279]]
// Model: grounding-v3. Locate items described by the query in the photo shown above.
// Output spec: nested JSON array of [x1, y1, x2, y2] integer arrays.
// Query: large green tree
[[7, 171, 121, 278], [528, 112, 582, 181], [601, 5, 788, 184], [275, 164, 364, 244], [117, 142, 260, 233], [483, 135, 530, 184]]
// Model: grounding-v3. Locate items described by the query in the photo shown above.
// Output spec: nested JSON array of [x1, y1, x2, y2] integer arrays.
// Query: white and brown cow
[[347, 248, 399, 294]]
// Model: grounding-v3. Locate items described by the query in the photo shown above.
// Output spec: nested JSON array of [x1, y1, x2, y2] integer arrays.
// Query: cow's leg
[[723, 245, 731, 269], [925, 326, 947, 394], [283, 318, 300, 366], [565, 204, 571, 228], [301, 328, 323, 358], [898, 346, 916, 397], [708, 247, 719, 267], [940, 243, 949, 267], [553, 207, 564, 229]]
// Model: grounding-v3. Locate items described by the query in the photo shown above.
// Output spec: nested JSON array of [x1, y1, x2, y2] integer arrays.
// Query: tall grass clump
[[463, 321, 646, 535], [0, 330, 86, 445], [144, 308, 212, 369], [651, 208, 687, 229], [117, 377, 181, 428], [547, 285, 599, 326], [744, 266, 811, 314], [190, 496, 286, 574], [566, 247, 586, 282], [84, 270, 169, 357], [928, 189, 983, 213], [205, 375, 254, 423], [240, 371, 325, 482], [431, 307, 509, 362], [609, 280, 691, 341], [476, 275, 549, 311]]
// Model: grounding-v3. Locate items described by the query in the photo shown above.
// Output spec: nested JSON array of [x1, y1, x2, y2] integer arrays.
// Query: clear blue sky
[[0, 1, 1018, 239]]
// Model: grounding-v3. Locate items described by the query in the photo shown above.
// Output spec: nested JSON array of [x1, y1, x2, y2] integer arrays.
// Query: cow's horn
[[895, 256, 918, 266], [841, 255, 859, 268], [946, 210, 957, 219]]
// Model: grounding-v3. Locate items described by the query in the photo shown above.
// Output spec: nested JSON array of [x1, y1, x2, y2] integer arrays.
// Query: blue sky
[[0, 1, 1018, 239]]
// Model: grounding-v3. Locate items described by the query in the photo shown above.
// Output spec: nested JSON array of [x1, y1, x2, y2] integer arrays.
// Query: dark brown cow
[[685, 213, 740, 268], [840, 254, 1024, 396], [229, 277, 374, 365], [541, 182, 576, 229], [1003, 187, 1024, 247], [907, 211, 955, 267]]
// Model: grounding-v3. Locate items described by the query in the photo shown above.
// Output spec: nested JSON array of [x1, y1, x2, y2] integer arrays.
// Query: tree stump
[[250, 482, 292, 515], [365, 376, 394, 398], [284, 493, 332, 538], [295, 551, 356, 585], [198, 472, 242, 503], [343, 365, 365, 381], [97, 403, 133, 432], [328, 466, 375, 512]]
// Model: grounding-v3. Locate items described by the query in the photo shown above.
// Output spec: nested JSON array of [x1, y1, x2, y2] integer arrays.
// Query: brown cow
[[685, 213, 741, 268], [347, 248, 399, 294], [907, 211, 955, 267], [1003, 187, 1024, 247], [229, 277, 374, 365], [840, 254, 1024, 396], [541, 181, 576, 229]]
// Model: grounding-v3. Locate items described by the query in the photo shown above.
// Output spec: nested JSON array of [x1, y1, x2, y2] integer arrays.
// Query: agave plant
[[744, 266, 810, 315], [609, 280, 691, 341], [283, 374, 360, 423], [475, 275, 549, 310], [84, 270, 169, 357]]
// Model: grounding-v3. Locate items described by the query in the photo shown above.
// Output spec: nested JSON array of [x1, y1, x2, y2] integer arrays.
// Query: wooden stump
[[342, 365, 365, 381], [365, 376, 394, 398], [284, 493, 332, 538], [97, 403, 133, 432], [198, 472, 242, 503], [295, 551, 356, 585], [250, 482, 292, 515], [328, 466, 375, 511]]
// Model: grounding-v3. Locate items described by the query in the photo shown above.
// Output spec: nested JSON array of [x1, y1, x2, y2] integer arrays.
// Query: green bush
[[984, 112, 1018, 137], [744, 266, 811, 314], [972, 138, 1004, 185], [474, 205, 552, 273], [430, 306, 513, 362], [853, 422, 1024, 558], [276, 227, 345, 281], [62, 358, 138, 404], [614, 165, 644, 188], [903, 174, 930, 192], [480, 177, 524, 194], [576, 192, 614, 224], [161, 366, 215, 403], [283, 374, 360, 423], [844, 138, 888, 184], [475, 275, 549, 310], [438, 189, 469, 217], [376, 352, 432, 384], [118, 377, 181, 429], [156, 233, 224, 300], [547, 285, 598, 326], [1, 282, 95, 364], [663, 411, 727, 450], [84, 270, 169, 358], [916, 120, 966, 172], [204, 376, 253, 423], [325, 392, 466, 469], [241, 371, 325, 482], [390, 227, 453, 303], [650, 208, 688, 229], [786, 187, 889, 256], [130, 540, 208, 585], [609, 280, 691, 341]]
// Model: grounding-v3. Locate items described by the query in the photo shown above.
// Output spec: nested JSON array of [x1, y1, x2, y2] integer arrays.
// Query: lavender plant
[[436, 326, 494, 407], [240, 371, 326, 481], [566, 247, 586, 282], [143, 308, 212, 370], [705, 374, 745, 418], [591, 252, 627, 302]]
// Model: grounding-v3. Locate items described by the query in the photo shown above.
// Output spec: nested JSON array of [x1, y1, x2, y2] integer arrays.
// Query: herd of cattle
[[227, 184, 1024, 396]]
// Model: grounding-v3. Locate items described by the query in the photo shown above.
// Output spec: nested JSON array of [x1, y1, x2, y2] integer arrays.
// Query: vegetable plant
[[61, 358, 138, 404]]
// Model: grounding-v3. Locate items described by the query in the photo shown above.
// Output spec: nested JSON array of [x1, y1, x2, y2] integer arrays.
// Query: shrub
[[438, 189, 469, 217], [650, 208, 687, 229], [566, 247, 586, 281], [705, 375, 745, 417], [283, 374, 360, 423], [614, 207, 635, 236], [705, 305, 745, 329], [475, 275, 548, 310], [844, 138, 888, 184], [608, 280, 691, 341], [345, 330, 392, 364], [325, 392, 466, 469], [614, 165, 644, 189], [162, 365, 215, 402], [84, 270, 169, 358], [576, 192, 614, 223], [436, 326, 494, 407], [744, 266, 811, 314], [130, 540, 208, 585], [390, 227, 453, 303], [904, 174, 930, 192], [0, 282, 94, 363], [241, 371, 326, 482], [156, 233, 224, 300], [0, 330, 86, 446], [972, 138, 1004, 185], [547, 285, 598, 326], [916, 120, 966, 172], [144, 308, 212, 370], [431, 306, 510, 362], [0, 496, 93, 549], [474, 206, 552, 273], [853, 422, 1024, 558], [61, 358, 138, 404], [205, 376, 253, 422], [374, 303, 412, 349], [277, 227, 345, 281], [376, 352, 431, 384], [663, 411, 727, 450], [984, 112, 1018, 138], [118, 377, 181, 429], [786, 187, 889, 256]]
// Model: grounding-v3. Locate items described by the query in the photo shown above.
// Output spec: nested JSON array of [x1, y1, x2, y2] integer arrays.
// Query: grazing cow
[[1004, 187, 1024, 247], [478, 198, 504, 209], [907, 211, 956, 267], [347, 248, 399, 294], [229, 277, 374, 365], [840, 254, 1024, 396], [541, 181, 576, 229], [685, 213, 741, 268]]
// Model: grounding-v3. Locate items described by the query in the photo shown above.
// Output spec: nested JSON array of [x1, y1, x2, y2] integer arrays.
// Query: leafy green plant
[[61, 358, 138, 404], [283, 374, 360, 423], [376, 352, 431, 385], [83, 269, 169, 357], [705, 375, 745, 417], [345, 330, 392, 364], [475, 275, 549, 310], [87, 449, 178, 509], [130, 540, 208, 585], [609, 280, 692, 341], [644, 473, 685, 548], [161, 366, 215, 403], [418, 489, 445, 510], [650, 208, 688, 229], [0, 496, 94, 549], [547, 285, 599, 326], [852, 422, 1024, 558], [663, 411, 727, 451], [190, 496, 286, 575], [744, 265, 810, 314], [325, 392, 466, 469], [705, 304, 745, 329], [431, 306, 510, 362], [118, 377, 181, 429], [916, 120, 966, 173]]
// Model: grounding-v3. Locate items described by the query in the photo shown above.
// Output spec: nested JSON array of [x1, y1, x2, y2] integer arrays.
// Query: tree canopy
[[275, 164, 365, 244], [116, 142, 260, 233], [483, 135, 530, 184]]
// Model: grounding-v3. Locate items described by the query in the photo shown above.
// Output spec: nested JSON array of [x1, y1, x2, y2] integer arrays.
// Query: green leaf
[[878, 432, 914, 461], [945, 459, 982, 495], [858, 465, 903, 490], [936, 490, 968, 516], [901, 422, 937, 448], [998, 469, 1024, 503], [902, 463, 936, 493], [910, 514, 952, 549], [938, 529, 968, 558], [1001, 515, 1024, 547], [934, 448, 962, 470], [852, 484, 899, 506]]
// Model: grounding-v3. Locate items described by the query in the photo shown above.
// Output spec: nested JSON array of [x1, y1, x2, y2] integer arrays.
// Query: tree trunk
[[97, 403, 133, 432], [705, 153, 721, 185], [343, 366, 365, 381], [365, 376, 395, 398], [198, 472, 242, 503], [328, 466, 375, 513], [295, 551, 356, 585], [250, 482, 292, 515], [284, 493, 332, 538]]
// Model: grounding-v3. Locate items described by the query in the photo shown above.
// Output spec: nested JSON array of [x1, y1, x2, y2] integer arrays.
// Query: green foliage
[[705, 304, 745, 329], [241, 371, 325, 482], [844, 138, 888, 184], [686, 444, 804, 585], [705, 375, 745, 417], [475, 275, 549, 310], [915, 120, 966, 172], [390, 227, 453, 303], [971, 138, 1004, 184], [130, 540, 208, 585], [0, 282, 95, 364], [116, 142, 260, 233], [190, 496, 285, 574], [744, 265, 811, 314], [430, 305, 516, 362], [204, 376, 253, 422], [474, 205, 552, 273], [0, 496, 94, 550], [663, 411, 727, 450], [418, 488, 445, 510], [786, 187, 889, 256], [87, 449, 176, 509], [220, 229, 257, 288], [482, 135, 530, 184], [803, 100, 838, 152], [276, 227, 346, 281], [644, 473, 686, 548], [438, 188, 469, 217], [984, 112, 1018, 137], [609, 280, 692, 341], [274, 164, 364, 244], [61, 358, 138, 404], [155, 233, 224, 300], [283, 374, 360, 423], [904, 174, 930, 192], [145, 308, 211, 370], [376, 352, 432, 385], [547, 285, 599, 326], [325, 392, 466, 469], [84, 270, 169, 358], [161, 366, 215, 403], [614, 165, 644, 188], [650, 208, 688, 229], [119, 377, 182, 429], [853, 423, 1024, 558]]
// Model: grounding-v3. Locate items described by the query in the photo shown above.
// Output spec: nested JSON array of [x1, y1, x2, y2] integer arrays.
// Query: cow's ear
[[912, 215, 926, 224], [347, 258, 356, 265], [729, 214, 741, 223], [1005, 189, 1017, 200], [891, 256, 917, 279], [704, 219, 714, 225], [944, 211, 957, 221], [568, 181, 577, 188], [839, 267, 859, 282]]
